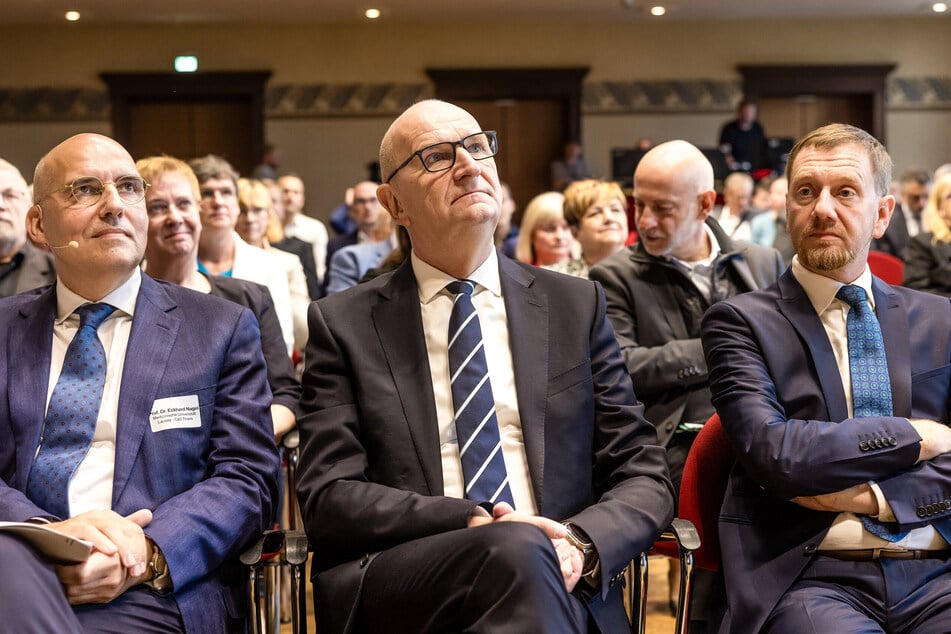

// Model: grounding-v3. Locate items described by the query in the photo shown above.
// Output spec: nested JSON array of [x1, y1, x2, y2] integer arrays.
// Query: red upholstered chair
[[867, 250, 905, 285], [649, 413, 733, 634]]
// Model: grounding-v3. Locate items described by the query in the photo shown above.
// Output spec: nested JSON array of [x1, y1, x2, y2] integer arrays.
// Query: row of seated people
[[1, 99, 950, 633]]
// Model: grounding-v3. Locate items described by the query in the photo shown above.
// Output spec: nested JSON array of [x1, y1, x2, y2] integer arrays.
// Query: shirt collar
[[54, 268, 142, 324], [411, 249, 502, 305], [791, 255, 875, 315], [669, 223, 720, 269]]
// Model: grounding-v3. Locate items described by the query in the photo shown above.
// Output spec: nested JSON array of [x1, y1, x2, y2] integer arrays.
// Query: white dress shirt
[[284, 213, 329, 281], [791, 257, 945, 551], [45, 269, 140, 517], [412, 249, 538, 514]]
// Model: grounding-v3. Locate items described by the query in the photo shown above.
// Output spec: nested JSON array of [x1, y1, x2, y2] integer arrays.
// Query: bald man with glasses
[[0, 133, 279, 633], [296, 100, 673, 634]]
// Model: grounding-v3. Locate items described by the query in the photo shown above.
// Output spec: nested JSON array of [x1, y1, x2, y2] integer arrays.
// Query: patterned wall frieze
[[888, 77, 951, 110], [0, 78, 948, 123], [583, 79, 742, 113]]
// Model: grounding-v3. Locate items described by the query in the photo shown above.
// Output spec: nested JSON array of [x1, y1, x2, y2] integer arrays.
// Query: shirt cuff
[[869, 481, 896, 522]]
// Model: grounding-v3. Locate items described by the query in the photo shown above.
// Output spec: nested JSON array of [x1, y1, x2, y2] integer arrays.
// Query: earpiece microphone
[[49, 241, 80, 250]]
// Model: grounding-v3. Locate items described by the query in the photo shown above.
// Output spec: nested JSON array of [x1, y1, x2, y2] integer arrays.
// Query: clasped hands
[[467, 501, 584, 592], [48, 508, 154, 605]]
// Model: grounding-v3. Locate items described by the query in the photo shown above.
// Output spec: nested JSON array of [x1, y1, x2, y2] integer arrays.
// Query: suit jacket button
[[918, 507, 927, 518], [927, 504, 937, 515], [360, 553, 371, 568], [889, 437, 898, 446], [874, 438, 884, 449], [860, 441, 869, 451]]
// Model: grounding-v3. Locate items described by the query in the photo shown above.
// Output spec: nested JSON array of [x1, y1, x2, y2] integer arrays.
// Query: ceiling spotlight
[[650, 6, 666, 16], [65, 10, 81, 21], [933, 2, 948, 12], [365, 8, 381, 19]]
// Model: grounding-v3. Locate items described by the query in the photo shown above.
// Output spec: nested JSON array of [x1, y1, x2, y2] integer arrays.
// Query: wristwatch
[[562, 522, 598, 578], [145, 536, 172, 592]]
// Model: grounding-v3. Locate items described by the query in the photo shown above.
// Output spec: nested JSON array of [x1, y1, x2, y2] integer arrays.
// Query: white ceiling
[[4, 0, 948, 25]]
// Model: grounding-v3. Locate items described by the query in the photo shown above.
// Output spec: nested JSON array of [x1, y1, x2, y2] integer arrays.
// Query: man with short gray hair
[[0, 158, 55, 296]]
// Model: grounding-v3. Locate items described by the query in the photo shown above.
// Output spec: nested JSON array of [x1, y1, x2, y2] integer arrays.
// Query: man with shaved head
[[0, 158, 55, 296], [296, 100, 673, 633], [0, 133, 279, 632], [590, 139, 783, 630]]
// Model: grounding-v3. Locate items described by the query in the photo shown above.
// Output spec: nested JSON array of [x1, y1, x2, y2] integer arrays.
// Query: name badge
[[150, 395, 202, 432]]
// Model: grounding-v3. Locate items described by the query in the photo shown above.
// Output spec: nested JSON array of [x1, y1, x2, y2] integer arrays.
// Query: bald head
[[632, 140, 717, 261], [27, 133, 148, 300], [636, 140, 715, 193], [0, 159, 30, 258], [376, 99, 502, 278], [379, 99, 479, 182]]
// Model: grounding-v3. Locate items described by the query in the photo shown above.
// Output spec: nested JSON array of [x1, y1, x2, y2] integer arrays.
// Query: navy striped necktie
[[446, 280, 514, 507]]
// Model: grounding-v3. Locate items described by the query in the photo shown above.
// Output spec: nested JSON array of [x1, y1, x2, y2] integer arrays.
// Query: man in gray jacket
[[590, 140, 784, 632]]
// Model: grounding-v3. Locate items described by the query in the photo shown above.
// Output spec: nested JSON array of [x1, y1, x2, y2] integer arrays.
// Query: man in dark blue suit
[[0, 133, 279, 633], [296, 100, 673, 633], [702, 124, 951, 633]]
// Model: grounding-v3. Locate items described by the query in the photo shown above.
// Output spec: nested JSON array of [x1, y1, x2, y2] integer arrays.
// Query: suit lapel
[[872, 278, 912, 417], [634, 250, 689, 340], [372, 263, 444, 495], [9, 288, 56, 487], [111, 276, 180, 506], [775, 271, 849, 421], [499, 257, 548, 509]]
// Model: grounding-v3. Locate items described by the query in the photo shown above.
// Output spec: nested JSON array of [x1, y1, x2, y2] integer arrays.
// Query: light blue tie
[[446, 280, 514, 507], [837, 285, 907, 541], [27, 303, 115, 518]]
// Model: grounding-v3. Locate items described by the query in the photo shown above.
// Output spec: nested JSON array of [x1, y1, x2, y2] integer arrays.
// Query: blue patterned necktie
[[27, 302, 115, 518], [837, 284, 907, 541], [446, 280, 515, 507]]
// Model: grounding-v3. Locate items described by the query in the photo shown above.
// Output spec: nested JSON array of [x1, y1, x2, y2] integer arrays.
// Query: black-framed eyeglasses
[[55, 176, 150, 207], [385, 131, 498, 183]]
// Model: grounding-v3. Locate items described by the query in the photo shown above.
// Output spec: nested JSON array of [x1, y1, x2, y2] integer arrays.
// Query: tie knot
[[76, 302, 115, 330], [836, 284, 868, 311], [446, 280, 476, 297]]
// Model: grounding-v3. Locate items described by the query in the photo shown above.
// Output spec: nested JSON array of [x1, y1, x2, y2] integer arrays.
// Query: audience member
[[0, 158, 55, 296], [718, 97, 770, 173], [515, 191, 572, 266], [551, 141, 594, 192], [873, 168, 932, 258], [750, 177, 772, 213], [139, 156, 299, 441], [903, 173, 951, 296], [324, 209, 394, 295], [251, 143, 281, 181], [590, 140, 783, 630], [495, 182, 519, 259], [702, 123, 951, 633], [278, 174, 329, 282], [189, 155, 295, 355], [0, 133, 278, 633], [324, 180, 381, 274], [296, 99, 673, 634], [265, 178, 320, 300], [549, 179, 628, 278], [749, 176, 794, 264], [237, 178, 311, 352], [713, 171, 758, 241]]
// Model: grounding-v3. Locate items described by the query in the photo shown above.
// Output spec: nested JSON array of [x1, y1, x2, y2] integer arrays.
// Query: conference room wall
[[0, 17, 947, 219]]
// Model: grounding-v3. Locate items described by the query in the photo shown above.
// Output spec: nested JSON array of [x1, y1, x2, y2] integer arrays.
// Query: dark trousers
[[0, 532, 184, 633], [352, 521, 588, 634], [764, 554, 951, 633]]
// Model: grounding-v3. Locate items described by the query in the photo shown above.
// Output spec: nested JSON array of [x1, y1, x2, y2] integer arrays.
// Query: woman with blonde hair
[[515, 191, 572, 266], [904, 173, 951, 296]]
